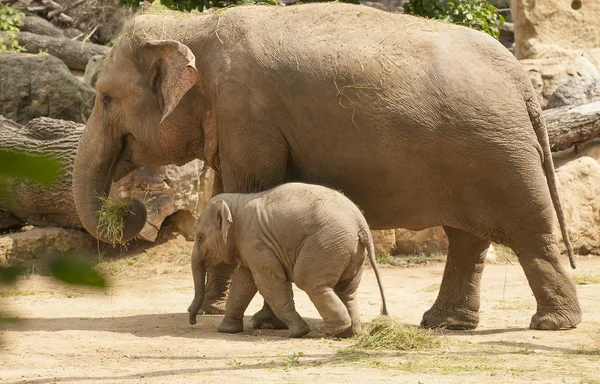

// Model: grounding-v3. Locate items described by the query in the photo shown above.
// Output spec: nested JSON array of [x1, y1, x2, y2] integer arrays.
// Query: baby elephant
[[188, 183, 388, 338]]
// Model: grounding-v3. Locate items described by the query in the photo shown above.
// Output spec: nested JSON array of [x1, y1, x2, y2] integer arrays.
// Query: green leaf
[[0, 150, 63, 186], [49, 256, 107, 289]]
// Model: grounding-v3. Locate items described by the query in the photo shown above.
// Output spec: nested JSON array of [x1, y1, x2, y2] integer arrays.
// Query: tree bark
[[545, 101, 600, 150], [0, 31, 110, 70], [20, 15, 64, 38]]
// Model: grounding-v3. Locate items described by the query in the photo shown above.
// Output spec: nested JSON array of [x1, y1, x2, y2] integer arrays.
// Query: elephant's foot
[[529, 308, 581, 330], [289, 321, 311, 338], [420, 306, 479, 330], [329, 326, 356, 339], [218, 318, 244, 334], [250, 306, 289, 330]]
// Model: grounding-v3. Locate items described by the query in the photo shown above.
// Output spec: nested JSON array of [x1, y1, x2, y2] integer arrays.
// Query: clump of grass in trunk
[[351, 316, 443, 351], [97, 196, 134, 247]]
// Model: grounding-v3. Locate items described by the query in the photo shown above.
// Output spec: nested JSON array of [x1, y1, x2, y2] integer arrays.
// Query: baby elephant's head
[[188, 199, 233, 325]]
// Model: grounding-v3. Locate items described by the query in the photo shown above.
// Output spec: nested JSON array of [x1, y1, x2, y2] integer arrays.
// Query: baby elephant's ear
[[141, 39, 197, 123], [215, 200, 233, 243]]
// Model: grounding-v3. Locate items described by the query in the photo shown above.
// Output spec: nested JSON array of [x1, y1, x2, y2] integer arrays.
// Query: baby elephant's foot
[[200, 299, 227, 315], [218, 318, 244, 334], [250, 308, 288, 330], [329, 326, 356, 339], [529, 308, 581, 330], [289, 320, 311, 338]]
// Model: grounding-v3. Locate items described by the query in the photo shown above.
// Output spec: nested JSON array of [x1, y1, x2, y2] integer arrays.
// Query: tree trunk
[[0, 116, 208, 241], [20, 15, 64, 38], [0, 31, 110, 70], [545, 101, 600, 150]]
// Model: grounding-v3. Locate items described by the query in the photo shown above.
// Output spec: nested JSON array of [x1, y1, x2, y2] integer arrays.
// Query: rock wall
[[0, 53, 94, 124], [512, 0, 600, 60]]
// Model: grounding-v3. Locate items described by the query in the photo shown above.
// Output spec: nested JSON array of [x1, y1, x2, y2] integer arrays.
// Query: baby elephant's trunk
[[188, 264, 206, 325], [359, 229, 389, 316]]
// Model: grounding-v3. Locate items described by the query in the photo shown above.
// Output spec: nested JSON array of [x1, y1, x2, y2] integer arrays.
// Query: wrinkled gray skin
[[188, 183, 389, 337], [72, 3, 581, 331]]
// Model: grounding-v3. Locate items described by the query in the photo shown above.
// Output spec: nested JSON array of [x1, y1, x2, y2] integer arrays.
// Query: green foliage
[[50, 255, 107, 288], [0, 265, 24, 285], [0, 150, 64, 187], [403, 0, 504, 39], [0, 5, 25, 52], [0, 149, 107, 290], [0, 5, 23, 32]]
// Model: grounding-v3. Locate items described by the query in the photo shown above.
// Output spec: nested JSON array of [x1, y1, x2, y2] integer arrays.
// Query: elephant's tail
[[525, 94, 576, 269], [359, 228, 389, 315]]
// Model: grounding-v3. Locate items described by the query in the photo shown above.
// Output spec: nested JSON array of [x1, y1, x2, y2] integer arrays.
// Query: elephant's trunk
[[189, 261, 206, 325], [72, 114, 147, 243]]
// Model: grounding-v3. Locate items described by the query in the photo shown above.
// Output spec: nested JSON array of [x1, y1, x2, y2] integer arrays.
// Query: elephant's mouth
[[112, 135, 140, 183]]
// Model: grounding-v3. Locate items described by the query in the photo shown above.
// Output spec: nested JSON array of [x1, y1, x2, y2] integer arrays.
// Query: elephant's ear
[[141, 39, 197, 123], [215, 200, 233, 245]]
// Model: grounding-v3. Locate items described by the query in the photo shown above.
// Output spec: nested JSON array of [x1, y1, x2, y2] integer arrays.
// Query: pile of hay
[[351, 316, 443, 351]]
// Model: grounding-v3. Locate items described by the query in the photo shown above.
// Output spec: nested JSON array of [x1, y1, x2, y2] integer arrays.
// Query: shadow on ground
[[0, 312, 327, 341]]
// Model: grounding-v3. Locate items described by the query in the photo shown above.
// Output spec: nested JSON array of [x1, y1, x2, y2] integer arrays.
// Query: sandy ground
[[1, 246, 599, 384]]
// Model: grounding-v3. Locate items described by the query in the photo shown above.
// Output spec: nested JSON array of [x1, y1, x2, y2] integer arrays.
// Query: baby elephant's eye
[[102, 93, 111, 106], [196, 234, 205, 244]]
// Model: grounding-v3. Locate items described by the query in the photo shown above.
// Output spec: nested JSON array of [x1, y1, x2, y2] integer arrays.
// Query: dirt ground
[[1, 239, 599, 384]]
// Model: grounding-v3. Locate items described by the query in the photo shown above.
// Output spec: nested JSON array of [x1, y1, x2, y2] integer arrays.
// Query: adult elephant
[[72, 3, 581, 330]]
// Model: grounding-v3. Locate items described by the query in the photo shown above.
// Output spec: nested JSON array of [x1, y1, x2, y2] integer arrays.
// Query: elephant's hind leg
[[510, 234, 581, 330], [421, 227, 491, 330], [334, 268, 364, 336]]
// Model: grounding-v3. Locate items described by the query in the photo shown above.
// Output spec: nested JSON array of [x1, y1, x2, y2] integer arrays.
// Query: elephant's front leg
[[200, 174, 234, 314], [218, 265, 258, 334], [212, 92, 291, 328], [421, 226, 491, 330]]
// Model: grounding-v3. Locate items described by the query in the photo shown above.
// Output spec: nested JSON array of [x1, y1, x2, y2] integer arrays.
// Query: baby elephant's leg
[[218, 266, 257, 334], [252, 263, 310, 338], [303, 284, 352, 337], [334, 269, 363, 337]]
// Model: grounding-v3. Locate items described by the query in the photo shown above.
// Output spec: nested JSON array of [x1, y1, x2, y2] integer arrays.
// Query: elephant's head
[[73, 27, 206, 243], [188, 199, 234, 325]]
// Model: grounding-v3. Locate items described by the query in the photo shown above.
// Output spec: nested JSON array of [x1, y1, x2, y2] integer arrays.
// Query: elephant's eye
[[102, 93, 112, 106], [196, 234, 205, 244], [151, 69, 161, 92]]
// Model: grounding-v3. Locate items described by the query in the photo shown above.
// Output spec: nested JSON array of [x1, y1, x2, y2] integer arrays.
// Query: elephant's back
[[261, 183, 365, 227]]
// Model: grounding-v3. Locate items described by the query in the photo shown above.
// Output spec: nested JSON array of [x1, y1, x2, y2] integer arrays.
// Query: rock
[[370, 230, 396, 256], [0, 227, 96, 266], [0, 53, 94, 124], [521, 56, 600, 109], [512, 0, 600, 60], [394, 227, 448, 255], [499, 22, 515, 53], [360, 0, 406, 13], [83, 55, 107, 88], [547, 66, 600, 109], [0, 210, 25, 231], [555, 156, 600, 255]]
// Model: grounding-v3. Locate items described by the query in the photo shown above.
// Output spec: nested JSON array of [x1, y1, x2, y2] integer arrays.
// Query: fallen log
[[0, 30, 110, 70], [545, 101, 600, 150], [20, 15, 64, 38], [0, 116, 209, 242]]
